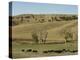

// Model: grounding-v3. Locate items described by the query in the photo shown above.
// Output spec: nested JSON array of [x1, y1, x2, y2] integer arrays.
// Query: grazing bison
[[54, 50, 63, 53], [43, 51, 48, 53], [70, 50, 78, 53], [62, 49, 66, 52], [72, 50, 78, 53], [26, 49, 32, 52], [48, 50, 54, 52], [32, 50, 38, 53], [21, 49, 25, 52]]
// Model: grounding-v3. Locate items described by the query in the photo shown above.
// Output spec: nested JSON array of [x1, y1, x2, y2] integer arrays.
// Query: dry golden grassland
[[10, 14, 78, 58]]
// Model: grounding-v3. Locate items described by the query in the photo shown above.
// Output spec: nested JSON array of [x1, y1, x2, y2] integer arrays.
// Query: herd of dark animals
[[21, 49, 78, 54]]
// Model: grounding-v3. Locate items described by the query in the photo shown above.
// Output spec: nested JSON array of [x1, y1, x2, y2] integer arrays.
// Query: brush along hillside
[[10, 14, 78, 44]]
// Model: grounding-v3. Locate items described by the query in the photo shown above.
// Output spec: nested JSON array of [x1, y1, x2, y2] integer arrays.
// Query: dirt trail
[[47, 20, 77, 33]]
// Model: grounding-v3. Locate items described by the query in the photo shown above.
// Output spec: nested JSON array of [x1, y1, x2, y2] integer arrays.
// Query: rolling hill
[[12, 20, 77, 43]]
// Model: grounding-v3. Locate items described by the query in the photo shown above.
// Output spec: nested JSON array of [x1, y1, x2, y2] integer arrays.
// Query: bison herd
[[21, 48, 78, 54], [21, 49, 38, 53]]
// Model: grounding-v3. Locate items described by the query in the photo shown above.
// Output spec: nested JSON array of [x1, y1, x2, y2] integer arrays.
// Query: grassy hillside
[[12, 20, 77, 43], [10, 14, 78, 58]]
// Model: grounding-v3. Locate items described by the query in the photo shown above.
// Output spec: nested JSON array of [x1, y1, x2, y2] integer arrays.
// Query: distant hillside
[[12, 20, 77, 42], [10, 14, 78, 43], [9, 14, 78, 26]]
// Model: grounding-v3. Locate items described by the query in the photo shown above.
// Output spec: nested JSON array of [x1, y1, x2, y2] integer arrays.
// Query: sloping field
[[12, 20, 77, 42], [12, 20, 78, 58]]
